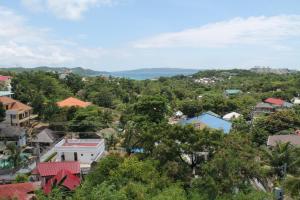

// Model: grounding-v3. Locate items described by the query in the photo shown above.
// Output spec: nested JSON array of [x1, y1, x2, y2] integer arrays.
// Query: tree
[[5, 143, 23, 169], [133, 95, 167, 123], [64, 73, 84, 94], [179, 100, 203, 118], [262, 142, 300, 180], [284, 175, 300, 199]]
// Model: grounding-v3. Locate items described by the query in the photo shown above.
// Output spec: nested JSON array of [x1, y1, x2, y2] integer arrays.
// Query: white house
[[292, 97, 300, 105], [55, 139, 105, 168], [223, 112, 241, 121]]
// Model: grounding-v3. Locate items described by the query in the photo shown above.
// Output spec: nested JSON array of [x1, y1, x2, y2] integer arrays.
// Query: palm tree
[[284, 175, 300, 199], [5, 143, 22, 170], [262, 142, 300, 179]]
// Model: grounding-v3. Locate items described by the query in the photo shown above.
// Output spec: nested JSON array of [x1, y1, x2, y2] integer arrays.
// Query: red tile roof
[[0, 96, 32, 111], [264, 98, 285, 106], [36, 161, 80, 177], [0, 182, 39, 200], [0, 76, 11, 81], [44, 169, 80, 194], [57, 97, 91, 108]]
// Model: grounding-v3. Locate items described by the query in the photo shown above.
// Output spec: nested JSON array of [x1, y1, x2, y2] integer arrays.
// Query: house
[[0, 75, 12, 90], [43, 169, 81, 194], [267, 135, 300, 147], [31, 128, 58, 154], [57, 97, 92, 108], [180, 112, 232, 134], [224, 89, 242, 97], [292, 97, 300, 105], [0, 96, 32, 127], [0, 123, 27, 146], [33, 161, 81, 187], [223, 112, 241, 121], [264, 98, 293, 108], [55, 139, 105, 168], [254, 102, 275, 114], [0, 182, 40, 200]]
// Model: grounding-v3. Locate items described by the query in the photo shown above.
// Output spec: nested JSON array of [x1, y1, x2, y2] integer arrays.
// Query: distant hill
[[0, 67, 108, 77], [110, 68, 199, 80], [0, 67, 199, 80]]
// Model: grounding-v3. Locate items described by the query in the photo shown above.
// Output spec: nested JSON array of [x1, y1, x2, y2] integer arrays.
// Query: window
[[81, 154, 83, 156], [91, 154, 94, 157], [74, 152, 78, 161]]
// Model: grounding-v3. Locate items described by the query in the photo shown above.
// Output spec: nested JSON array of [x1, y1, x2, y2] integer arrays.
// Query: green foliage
[[63, 73, 84, 94], [14, 174, 29, 183], [179, 99, 202, 118]]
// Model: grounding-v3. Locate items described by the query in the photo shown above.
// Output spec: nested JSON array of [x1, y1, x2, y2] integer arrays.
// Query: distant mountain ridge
[[0, 67, 199, 80], [0, 67, 108, 77]]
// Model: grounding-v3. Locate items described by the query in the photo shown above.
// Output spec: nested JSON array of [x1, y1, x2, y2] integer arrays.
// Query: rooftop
[[57, 97, 91, 108], [55, 138, 104, 148], [267, 135, 300, 146], [0, 76, 12, 81], [35, 161, 80, 177], [0, 96, 32, 111], [264, 98, 285, 106], [0, 182, 39, 200], [180, 112, 232, 134]]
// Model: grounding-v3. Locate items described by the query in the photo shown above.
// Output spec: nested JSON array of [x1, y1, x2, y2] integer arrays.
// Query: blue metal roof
[[180, 113, 232, 134]]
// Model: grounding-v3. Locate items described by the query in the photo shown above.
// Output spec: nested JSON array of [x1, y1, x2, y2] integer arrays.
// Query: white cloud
[[0, 6, 107, 67], [134, 15, 300, 48], [22, 0, 116, 20]]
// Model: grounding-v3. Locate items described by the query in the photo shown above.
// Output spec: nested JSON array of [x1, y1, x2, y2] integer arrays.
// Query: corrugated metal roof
[[37, 161, 80, 177], [180, 113, 232, 134]]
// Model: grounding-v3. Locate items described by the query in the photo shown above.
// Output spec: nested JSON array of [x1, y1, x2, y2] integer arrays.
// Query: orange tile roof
[[57, 97, 91, 108], [0, 182, 39, 200], [0, 96, 32, 111]]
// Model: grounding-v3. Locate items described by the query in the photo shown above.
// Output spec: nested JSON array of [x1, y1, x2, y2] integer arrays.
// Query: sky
[[1, 0, 300, 71]]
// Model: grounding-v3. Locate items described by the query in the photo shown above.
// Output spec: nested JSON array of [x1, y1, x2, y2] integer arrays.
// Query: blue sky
[[0, 0, 300, 71]]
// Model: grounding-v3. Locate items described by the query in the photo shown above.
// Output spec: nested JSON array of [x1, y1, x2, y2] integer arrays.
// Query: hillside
[[0, 67, 108, 77]]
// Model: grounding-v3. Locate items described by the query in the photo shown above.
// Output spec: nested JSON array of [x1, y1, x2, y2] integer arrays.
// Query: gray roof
[[0, 123, 26, 138], [267, 135, 300, 146], [32, 128, 56, 143]]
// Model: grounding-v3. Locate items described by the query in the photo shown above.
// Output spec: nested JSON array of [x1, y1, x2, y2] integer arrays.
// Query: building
[[31, 128, 58, 154], [180, 112, 232, 134], [0, 75, 12, 90], [0, 182, 40, 200], [254, 102, 275, 113], [0, 91, 13, 98], [223, 112, 241, 121], [0, 96, 32, 127], [55, 139, 105, 167], [224, 89, 242, 97], [33, 161, 81, 187], [0, 123, 27, 146], [292, 97, 300, 105], [264, 98, 293, 108], [57, 97, 92, 108], [267, 135, 300, 147]]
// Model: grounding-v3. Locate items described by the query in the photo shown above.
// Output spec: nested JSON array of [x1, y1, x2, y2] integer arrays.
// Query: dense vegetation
[[8, 69, 300, 199]]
